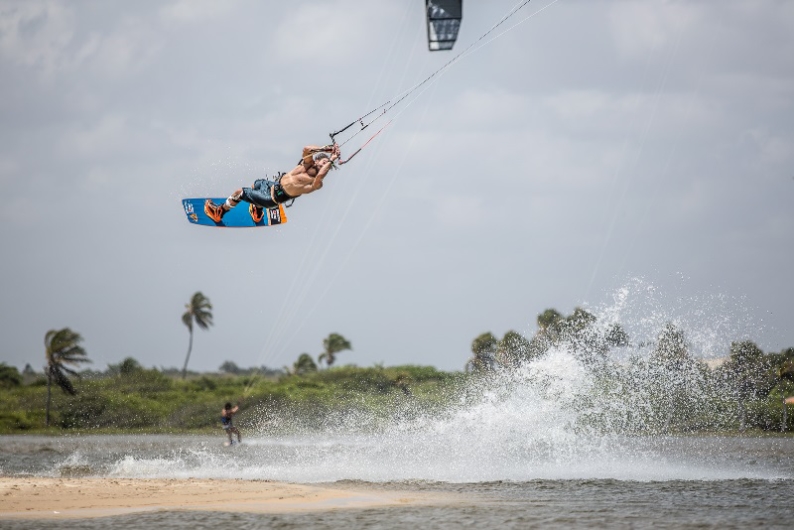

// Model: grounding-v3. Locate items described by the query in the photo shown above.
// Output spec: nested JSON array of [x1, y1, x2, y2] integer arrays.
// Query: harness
[[272, 172, 295, 208]]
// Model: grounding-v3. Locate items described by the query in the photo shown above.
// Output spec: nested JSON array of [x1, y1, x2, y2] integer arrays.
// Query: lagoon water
[[2, 433, 793, 529]]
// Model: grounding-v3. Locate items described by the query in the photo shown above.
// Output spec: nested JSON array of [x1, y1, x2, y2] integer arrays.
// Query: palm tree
[[181, 292, 213, 379], [776, 357, 794, 432], [537, 308, 563, 332], [496, 330, 532, 368], [318, 333, 352, 368], [466, 332, 498, 372], [0, 363, 22, 388], [44, 328, 91, 427], [288, 353, 318, 375], [722, 340, 769, 431], [652, 322, 690, 370]]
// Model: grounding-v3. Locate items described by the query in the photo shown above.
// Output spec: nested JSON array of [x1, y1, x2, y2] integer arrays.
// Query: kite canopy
[[426, 0, 462, 51]]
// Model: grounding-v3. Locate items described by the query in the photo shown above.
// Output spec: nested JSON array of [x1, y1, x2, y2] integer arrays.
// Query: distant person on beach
[[221, 402, 241, 445]]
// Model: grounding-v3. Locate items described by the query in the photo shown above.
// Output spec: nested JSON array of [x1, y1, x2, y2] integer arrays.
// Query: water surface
[[2, 434, 792, 528]]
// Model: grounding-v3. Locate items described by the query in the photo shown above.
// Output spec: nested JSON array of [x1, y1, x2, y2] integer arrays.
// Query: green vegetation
[[0, 363, 23, 388], [0, 362, 463, 435], [4, 307, 793, 437]]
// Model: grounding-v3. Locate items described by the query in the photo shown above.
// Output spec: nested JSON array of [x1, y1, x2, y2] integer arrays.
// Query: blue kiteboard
[[182, 199, 288, 228]]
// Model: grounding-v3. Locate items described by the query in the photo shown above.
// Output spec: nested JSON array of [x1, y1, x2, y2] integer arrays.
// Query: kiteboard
[[182, 198, 287, 228]]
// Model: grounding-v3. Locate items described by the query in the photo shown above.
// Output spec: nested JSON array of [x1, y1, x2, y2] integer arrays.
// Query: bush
[[58, 392, 110, 429], [186, 376, 217, 392], [0, 363, 23, 388], [115, 369, 173, 394], [0, 410, 35, 430], [167, 402, 222, 429]]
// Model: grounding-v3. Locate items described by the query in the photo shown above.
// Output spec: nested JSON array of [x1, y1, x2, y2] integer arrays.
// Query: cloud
[[86, 18, 163, 78], [0, 0, 76, 75], [82, 166, 114, 191], [0, 155, 19, 189], [0, 195, 37, 225], [0, 1, 163, 79], [59, 114, 130, 159], [545, 90, 611, 121], [271, 0, 402, 66], [1, 0, 793, 373], [607, 0, 702, 58], [158, 0, 239, 24], [434, 194, 485, 228], [445, 88, 532, 129]]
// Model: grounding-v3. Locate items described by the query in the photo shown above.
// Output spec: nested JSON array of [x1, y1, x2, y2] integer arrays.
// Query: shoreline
[[0, 477, 456, 520]]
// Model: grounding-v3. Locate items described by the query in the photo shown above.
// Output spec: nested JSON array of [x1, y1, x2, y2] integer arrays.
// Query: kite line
[[330, 0, 554, 165]]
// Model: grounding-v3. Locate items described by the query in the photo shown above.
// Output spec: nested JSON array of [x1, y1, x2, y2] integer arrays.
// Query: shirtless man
[[204, 143, 341, 223], [221, 402, 241, 445]]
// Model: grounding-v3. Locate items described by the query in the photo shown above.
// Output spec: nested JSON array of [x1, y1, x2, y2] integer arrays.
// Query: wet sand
[[0, 477, 452, 520]]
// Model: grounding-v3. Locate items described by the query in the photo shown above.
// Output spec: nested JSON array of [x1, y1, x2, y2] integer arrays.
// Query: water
[[2, 480, 793, 529], [2, 434, 793, 528], [1, 433, 793, 482]]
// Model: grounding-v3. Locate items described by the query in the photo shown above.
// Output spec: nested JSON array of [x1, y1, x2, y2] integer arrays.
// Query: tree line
[[3, 295, 793, 432]]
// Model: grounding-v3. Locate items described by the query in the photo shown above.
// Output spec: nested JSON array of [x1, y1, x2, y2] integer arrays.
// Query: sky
[[1, 0, 792, 374]]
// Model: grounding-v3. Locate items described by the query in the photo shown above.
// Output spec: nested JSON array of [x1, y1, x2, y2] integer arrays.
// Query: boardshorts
[[240, 175, 293, 209]]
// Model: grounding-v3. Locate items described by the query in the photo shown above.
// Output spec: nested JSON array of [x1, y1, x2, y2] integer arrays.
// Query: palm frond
[[322, 333, 352, 355], [194, 311, 213, 330], [58, 344, 90, 362], [45, 328, 90, 368], [184, 292, 214, 331], [181, 311, 193, 331], [191, 292, 212, 310], [58, 365, 81, 377]]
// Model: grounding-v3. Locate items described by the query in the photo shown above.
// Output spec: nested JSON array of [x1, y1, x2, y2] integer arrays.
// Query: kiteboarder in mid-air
[[204, 143, 341, 223]]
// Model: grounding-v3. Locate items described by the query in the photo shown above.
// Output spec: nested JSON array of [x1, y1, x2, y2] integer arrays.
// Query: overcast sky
[[1, 0, 792, 374]]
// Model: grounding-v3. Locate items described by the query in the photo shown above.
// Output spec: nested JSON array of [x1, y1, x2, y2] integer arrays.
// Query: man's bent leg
[[205, 189, 243, 223], [240, 180, 278, 209]]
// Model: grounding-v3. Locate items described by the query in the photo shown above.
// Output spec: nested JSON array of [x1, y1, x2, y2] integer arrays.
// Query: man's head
[[313, 151, 334, 170], [312, 152, 331, 166], [224, 402, 232, 410]]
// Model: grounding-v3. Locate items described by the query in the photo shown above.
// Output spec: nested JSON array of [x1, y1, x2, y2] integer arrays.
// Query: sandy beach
[[0, 477, 453, 520]]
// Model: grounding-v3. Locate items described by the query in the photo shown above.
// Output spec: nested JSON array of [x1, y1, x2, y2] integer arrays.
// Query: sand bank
[[0, 477, 453, 519]]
